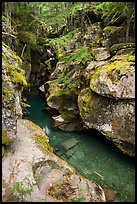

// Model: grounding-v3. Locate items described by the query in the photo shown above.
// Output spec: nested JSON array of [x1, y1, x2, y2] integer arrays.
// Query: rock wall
[[2, 42, 28, 155], [44, 5, 135, 156]]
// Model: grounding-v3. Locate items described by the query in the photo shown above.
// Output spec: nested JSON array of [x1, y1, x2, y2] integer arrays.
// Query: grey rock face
[[2, 119, 106, 202], [78, 88, 135, 157], [2, 44, 23, 142]]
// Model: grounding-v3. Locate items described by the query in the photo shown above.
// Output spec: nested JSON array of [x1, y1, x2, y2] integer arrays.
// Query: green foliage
[[10, 178, 33, 196], [2, 146, 5, 156], [48, 30, 76, 49], [19, 31, 37, 46], [70, 196, 85, 202], [68, 82, 77, 89], [57, 75, 69, 84], [95, 2, 128, 13], [61, 46, 92, 66]]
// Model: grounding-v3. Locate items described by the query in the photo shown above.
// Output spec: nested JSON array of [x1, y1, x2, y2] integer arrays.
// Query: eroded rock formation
[[2, 119, 106, 202], [44, 7, 135, 156]]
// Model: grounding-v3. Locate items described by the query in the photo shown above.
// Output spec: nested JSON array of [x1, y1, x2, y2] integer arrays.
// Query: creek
[[24, 88, 135, 202]]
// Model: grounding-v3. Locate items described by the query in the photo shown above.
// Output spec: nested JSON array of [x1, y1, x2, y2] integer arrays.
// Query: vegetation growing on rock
[[2, 2, 135, 202]]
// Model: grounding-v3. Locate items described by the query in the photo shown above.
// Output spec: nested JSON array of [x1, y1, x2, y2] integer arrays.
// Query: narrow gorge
[[2, 2, 135, 202]]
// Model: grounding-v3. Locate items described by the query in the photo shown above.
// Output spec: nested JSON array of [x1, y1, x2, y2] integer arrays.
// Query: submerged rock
[[2, 119, 106, 202], [61, 138, 79, 151]]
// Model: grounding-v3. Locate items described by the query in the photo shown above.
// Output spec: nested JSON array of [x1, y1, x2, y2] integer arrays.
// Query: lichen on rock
[[2, 42, 28, 155], [78, 88, 135, 157]]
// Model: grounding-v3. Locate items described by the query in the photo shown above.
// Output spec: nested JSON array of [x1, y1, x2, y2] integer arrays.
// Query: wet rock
[[52, 114, 83, 131], [61, 138, 79, 151], [46, 76, 82, 131], [104, 188, 117, 202], [38, 84, 45, 93], [2, 119, 106, 202]]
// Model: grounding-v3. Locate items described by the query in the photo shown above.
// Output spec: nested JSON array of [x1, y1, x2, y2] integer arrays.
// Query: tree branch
[[2, 32, 17, 38], [21, 44, 27, 59]]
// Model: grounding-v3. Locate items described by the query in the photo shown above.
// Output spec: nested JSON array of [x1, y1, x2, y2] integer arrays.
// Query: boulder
[[52, 114, 83, 131], [92, 47, 110, 61], [61, 138, 79, 151], [46, 72, 82, 131], [78, 88, 135, 157], [89, 55, 135, 99], [102, 26, 126, 48]]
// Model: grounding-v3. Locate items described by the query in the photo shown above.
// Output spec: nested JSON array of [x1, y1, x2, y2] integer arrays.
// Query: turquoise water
[[24, 89, 135, 202]]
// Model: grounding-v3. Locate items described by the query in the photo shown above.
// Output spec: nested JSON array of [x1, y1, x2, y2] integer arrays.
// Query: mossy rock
[[2, 129, 13, 146], [105, 26, 122, 34], [90, 56, 135, 99], [2, 42, 28, 88], [78, 88, 135, 157], [2, 42, 22, 66], [110, 43, 135, 53]]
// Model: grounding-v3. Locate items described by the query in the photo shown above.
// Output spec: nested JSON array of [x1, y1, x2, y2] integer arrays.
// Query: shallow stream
[[24, 89, 135, 202]]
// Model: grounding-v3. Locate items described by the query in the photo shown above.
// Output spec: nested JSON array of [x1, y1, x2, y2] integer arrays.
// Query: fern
[[61, 46, 92, 66], [48, 30, 76, 48]]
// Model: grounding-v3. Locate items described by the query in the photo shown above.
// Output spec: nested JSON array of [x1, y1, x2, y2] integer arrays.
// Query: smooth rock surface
[[2, 119, 106, 202]]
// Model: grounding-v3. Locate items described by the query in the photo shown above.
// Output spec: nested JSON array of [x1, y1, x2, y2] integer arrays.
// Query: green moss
[[11, 71, 28, 86], [127, 55, 135, 62], [78, 88, 93, 117], [2, 52, 7, 61], [36, 134, 53, 152], [106, 132, 116, 139], [2, 129, 13, 145], [2, 42, 22, 65], [2, 42, 28, 88], [2, 146, 5, 156], [105, 26, 121, 33], [90, 58, 134, 88], [3, 86, 14, 104], [110, 43, 135, 52], [116, 48, 135, 56]]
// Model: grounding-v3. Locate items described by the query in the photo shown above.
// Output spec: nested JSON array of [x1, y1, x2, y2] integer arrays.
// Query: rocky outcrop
[[77, 44, 135, 157], [46, 61, 83, 131], [2, 119, 106, 202], [2, 42, 28, 155], [45, 9, 135, 156]]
